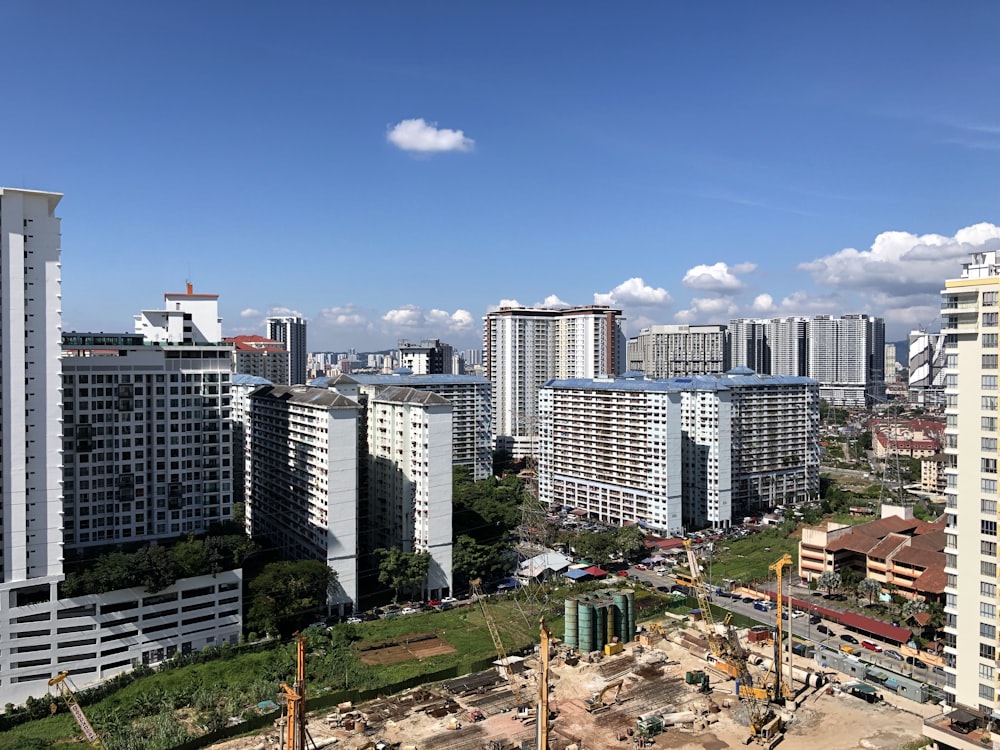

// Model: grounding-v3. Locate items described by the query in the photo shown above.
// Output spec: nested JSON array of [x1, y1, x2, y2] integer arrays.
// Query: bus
[[672, 572, 695, 594]]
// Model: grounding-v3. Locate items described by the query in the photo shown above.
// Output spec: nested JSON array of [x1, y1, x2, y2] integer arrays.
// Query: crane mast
[[48, 671, 105, 749], [472, 579, 527, 706]]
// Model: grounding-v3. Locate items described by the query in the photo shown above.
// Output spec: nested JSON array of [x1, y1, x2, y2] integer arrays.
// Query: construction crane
[[47, 671, 106, 749], [768, 553, 794, 704], [472, 578, 528, 706], [280, 633, 316, 750], [536, 617, 551, 750], [683, 539, 740, 677]]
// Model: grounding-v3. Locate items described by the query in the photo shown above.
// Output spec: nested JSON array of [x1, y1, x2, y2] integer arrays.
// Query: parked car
[[861, 640, 883, 653], [346, 615, 363, 625], [884, 649, 903, 661], [808, 614, 821, 625], [816, 624, 832, 635], [791, 610, 805, 619], [839, 644, 856, 655], [742, 597, 755, 604], [753, 601, 773, 612], [840, 634, 859, 645], [427, 599, 442, 607], [400, 606, 420, 615], [932, 665, 946, 676], [906, 656, 928, 669]]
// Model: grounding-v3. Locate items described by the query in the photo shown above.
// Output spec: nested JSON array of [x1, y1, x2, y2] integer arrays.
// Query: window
[[983, 479, 998, 494], [983, 541, 998, 556], [984, 416, 997, 432], [984, 397, 998, 411], [981, 664, 995, 680], [983, 561, 997, 578], [984, 458, 998, 474], [986, 333, 999, 348], [981, 623, 996, 639], [987, 291, 999, 306], [984, 439, 998, 452], [984, 498, 998, 514], [984, 375, 998, 391], [983, 520, 998, 537], [986, 354, 999, 369], [982, 582, 996, 597], [986, 313, 1000, 327], [981, 643, 996, 660], [982, 602, 996, 619]]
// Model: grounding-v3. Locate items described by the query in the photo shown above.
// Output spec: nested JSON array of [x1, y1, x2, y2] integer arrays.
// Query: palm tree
[[857, 577, 882, 606], [817, 570, 842, 598]]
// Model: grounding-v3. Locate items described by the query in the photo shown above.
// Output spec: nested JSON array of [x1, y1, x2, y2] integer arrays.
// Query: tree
[[614, 525, 646, 562], [816, 570, 842, 597], [570, 531, 616, 566], [840, 567, 862, 602], [247, 559, 335, 635], [452, 535, 513, 591], [376, 548, 431, 602], [857, 577, 882, 606]]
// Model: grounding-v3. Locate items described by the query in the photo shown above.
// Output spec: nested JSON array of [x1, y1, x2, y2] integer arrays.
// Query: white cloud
[[541, 295, 569, 307], [381, 305, 475, 334], [317, 304, 373, 329], [387, 118, 475, 153], [682, 262, 754, 292], [798, 223, 1000, 296], [240, 308, 261, 318], [674, 296, 739, 324], [267, 306, 306, 319], [595, 277, 672, 307], [751, 294, 775, 313]]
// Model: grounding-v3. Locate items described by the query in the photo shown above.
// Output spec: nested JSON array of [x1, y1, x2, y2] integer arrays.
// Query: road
[[625, 565, 946, 689]]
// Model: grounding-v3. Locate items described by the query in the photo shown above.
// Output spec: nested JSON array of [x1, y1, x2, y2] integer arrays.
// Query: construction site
[[202, 550, 929, 750]]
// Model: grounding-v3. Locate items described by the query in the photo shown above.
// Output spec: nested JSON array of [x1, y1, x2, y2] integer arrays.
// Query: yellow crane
[[472, 579, 528, 706], [537, 617, 551, 750], [280, 633, 316, 750], [768, 553, 794, 704], [683, 539, 740, 677], [48, 671, 105, 749]]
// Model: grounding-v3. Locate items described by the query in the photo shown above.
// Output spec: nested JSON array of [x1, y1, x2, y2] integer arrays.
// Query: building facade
[[729, 318, 772, 374], [314, 371, 493, 481], [940, 249, 1000, 716], [536, 370, 818, 533], [267, 315, 308, 385], [247, 385, 362, 614], [807, 314, 886, 408], [0, 189, 240, 707], [226, 334, 290, 384], [484, 305, 625, 458], [366, 387, 453, 600], [909, 329, 947, 407], [626, 324, 730, 378], [398, 338, 454, 375]]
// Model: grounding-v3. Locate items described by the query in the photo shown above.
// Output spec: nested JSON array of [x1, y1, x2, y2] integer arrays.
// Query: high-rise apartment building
[[267, 315, 307, 385], [484, 305, 625, 457], [626, 324, 730, 378], [314, 371, 493, 481], [884, 342, 898, 384], [226, 334, 290, 384], [398, 338, 454, 375], [909, 330, 947, 407], [940, 250, 1000, 717], [808, 314, 885, 408], [537, 370, 818, 533], [769, 317, 809, 377], [0, 190, 241, 707], [366, 387, 453, 600], [247, 385, 362, 613], [729, 318, 772, 374]]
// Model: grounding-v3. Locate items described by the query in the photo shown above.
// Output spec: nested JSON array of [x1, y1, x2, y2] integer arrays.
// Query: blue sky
[[9, 3, 1000, 352]]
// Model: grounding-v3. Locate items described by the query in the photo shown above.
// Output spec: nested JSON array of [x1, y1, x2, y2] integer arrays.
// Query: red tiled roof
[[583, 566, 607, 577], [915, 566, 947, 594], [830, 609, 913, 643], [647, 536, 685, 551], [867, 534, 908, 560]]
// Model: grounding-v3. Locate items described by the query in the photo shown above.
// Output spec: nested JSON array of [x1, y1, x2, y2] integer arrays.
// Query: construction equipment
[[683, 539, 740, 678], [48, 671, 105, 749], [768, 553, 794, 704], [472, 578, 528, 706], [584, 679, 623, 713], [279, 633, 316, 750], [537, 617, 551, 750]]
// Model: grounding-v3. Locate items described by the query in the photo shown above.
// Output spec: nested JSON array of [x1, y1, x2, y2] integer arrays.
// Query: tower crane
[[683, 539, 739, 677], [279, 633, 316, 750], [472, 579, 529, 706], [48, 671, 105, 749], [769, 553, 794, 704]]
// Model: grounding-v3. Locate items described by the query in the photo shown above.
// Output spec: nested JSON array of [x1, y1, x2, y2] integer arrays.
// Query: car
[[438, 602, 454, 611], [932, 665, 946, 676], [441, 596, 457, 603], [861, 640, 883, 653], [427, 599, 442, 607], [791, 610, 805, 619], [816, 624, 832, 635], [808, 615, 821, 625], [884, 649, 903, 661], [656, 585, 670, 593], [742, 597, 755, 604], [753, 601, 773, 612], [634, 564, 648, 571], [346, 616, 363, 625], [906, 656, 928, 669], [618, 570, 629, 577], [840, 634, 859, 645], [400, 606, 419, 615]]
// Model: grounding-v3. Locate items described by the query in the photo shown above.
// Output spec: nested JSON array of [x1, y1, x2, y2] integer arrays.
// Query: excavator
[[584, 679, 624, 713]]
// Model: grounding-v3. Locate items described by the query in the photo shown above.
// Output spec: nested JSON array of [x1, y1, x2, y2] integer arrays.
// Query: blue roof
[[232, 374, 273, 386], [347, 373, 489, 386], [544, 372, 817, 392], [564, 568, 590, 579]]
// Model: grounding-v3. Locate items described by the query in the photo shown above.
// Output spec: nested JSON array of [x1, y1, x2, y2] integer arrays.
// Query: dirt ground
[[208, 625, 929, 750], [359, 633, 457, 666]]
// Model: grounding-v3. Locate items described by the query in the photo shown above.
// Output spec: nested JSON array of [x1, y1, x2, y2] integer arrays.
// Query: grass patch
[[708, 526, 801, 585]]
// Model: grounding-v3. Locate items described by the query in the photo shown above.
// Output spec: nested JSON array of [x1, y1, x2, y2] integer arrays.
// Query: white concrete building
[[728, 318, 772, 374], [367, 386, 453, 599], [398, 338, 454, 375], [537, 370, 819, 533], [626, 324, 730, 378], [247, 385, 361, 614], [314, 371, 493, 481], [484, 305, 625, 458], [808, 314, 885, 408], [61, 326, 235, 549], [909, 329, 947, 407], [267, 315, 308, 385], [227, 334, 290, 385], [0, 189, 241, 707], [939, 250, 1000, 717]]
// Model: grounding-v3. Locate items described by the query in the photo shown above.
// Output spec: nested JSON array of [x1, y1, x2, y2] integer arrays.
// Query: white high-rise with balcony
[[267, 315, 308, 385], [940, 250, 1000, 718], [485, 305, 625, 458]]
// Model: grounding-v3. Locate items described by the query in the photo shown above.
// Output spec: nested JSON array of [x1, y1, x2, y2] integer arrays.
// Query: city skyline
[[8, 4, 1000, 351]]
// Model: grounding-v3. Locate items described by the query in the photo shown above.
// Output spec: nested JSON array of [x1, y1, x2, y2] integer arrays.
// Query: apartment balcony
[[923, 711, 994, 750]]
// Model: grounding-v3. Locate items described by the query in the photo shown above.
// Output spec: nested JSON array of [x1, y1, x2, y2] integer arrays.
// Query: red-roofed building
[[225, 335, 290, 384], [799, 506, 945, 604], [870, 417, 944, 459]]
